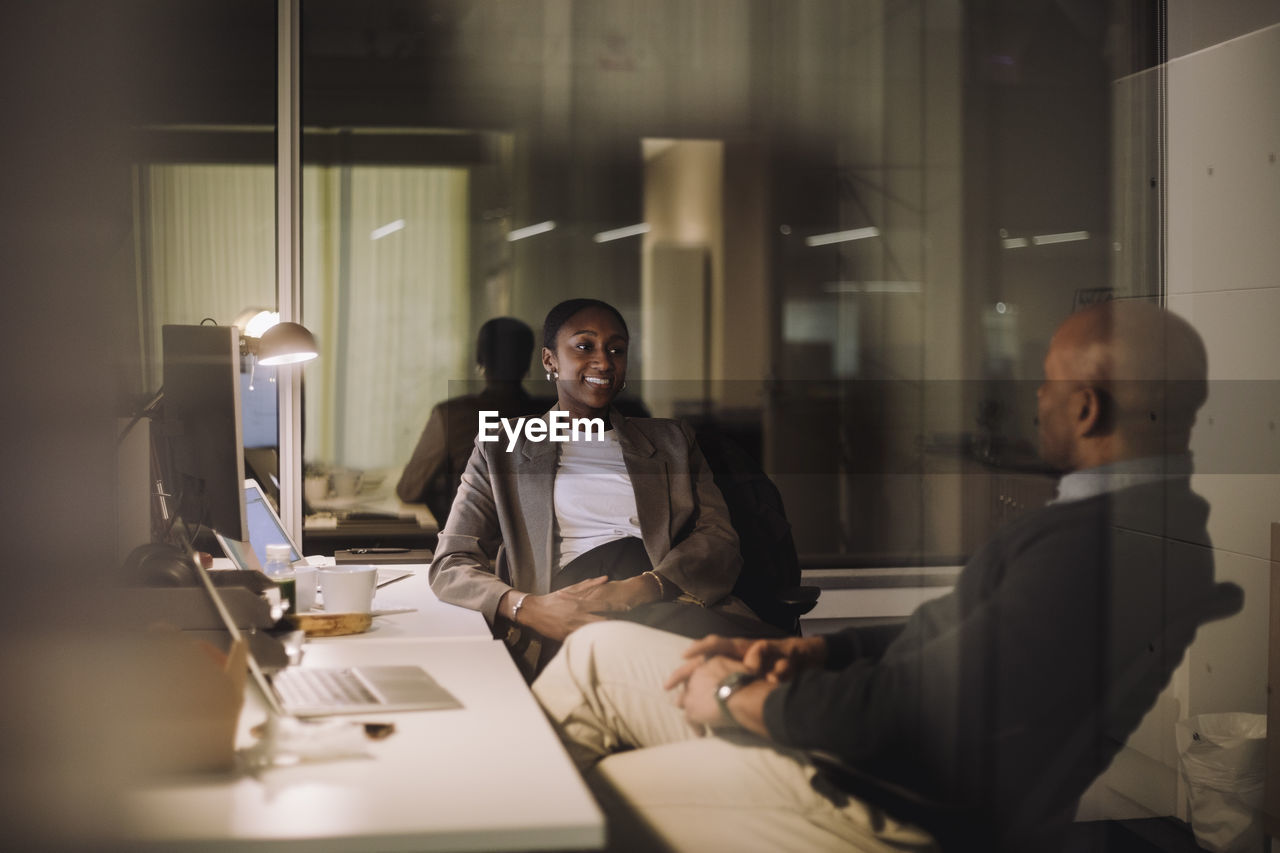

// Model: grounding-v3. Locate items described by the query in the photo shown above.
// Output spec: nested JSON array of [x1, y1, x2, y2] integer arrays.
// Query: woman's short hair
[[476, 317, 535, 381], [542, 298, 630, 351]]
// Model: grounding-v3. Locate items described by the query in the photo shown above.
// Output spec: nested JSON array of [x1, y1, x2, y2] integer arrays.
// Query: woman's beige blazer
[[429, 407, 744, 629]]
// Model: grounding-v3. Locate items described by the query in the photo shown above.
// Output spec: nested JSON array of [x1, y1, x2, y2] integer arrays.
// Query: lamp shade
[[257, 321, 319, 366]]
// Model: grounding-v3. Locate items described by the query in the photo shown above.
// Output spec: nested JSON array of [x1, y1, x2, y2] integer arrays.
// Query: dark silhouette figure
[[397, 317, 548, 525]]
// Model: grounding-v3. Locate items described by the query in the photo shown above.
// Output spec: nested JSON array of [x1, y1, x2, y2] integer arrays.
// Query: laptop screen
[[244, 480, 301, 565]]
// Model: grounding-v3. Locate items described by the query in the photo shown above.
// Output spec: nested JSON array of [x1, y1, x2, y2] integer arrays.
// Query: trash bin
[[1175, 713, 1267, 853]]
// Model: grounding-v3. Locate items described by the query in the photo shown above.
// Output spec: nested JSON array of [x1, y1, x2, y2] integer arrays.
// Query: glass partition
[[128, 0, 279, 536], [286, 0, 1160, 565], [129, 1, 1163, 565]]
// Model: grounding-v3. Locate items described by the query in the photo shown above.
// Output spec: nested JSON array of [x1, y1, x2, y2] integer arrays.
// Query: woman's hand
[[664, 633, 828, 690], [576, 573, 662, 611], [507, 576, 619, 643]]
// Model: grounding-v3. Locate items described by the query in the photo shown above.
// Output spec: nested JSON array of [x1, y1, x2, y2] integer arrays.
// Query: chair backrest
[[694, 427, 802, 633], [810, 581, 1246, 849]]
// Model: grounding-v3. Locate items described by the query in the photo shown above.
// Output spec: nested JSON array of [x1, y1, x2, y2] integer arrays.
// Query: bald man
[[532, 302, 1226, 852]]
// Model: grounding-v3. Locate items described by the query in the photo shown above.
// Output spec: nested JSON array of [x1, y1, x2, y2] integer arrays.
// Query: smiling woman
[[429, 297, 777, 677], [540, 298, 631, 422]]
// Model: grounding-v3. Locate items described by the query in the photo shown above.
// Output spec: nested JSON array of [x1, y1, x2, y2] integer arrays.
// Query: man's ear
[[1076, 386, 1111, 437]]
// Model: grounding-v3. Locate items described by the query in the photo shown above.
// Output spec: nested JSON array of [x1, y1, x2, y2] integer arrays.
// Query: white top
[[553, 430, 643, 569]]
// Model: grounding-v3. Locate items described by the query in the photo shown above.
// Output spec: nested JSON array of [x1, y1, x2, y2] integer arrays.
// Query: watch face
[[717, 671, 755, 699], [714, 672, 756, 728]]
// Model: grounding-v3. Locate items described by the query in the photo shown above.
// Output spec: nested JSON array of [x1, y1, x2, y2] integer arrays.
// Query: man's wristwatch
[[714, 671, 757, 728]]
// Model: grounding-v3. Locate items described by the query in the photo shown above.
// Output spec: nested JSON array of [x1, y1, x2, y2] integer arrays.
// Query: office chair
[[694, 427, 820, 635], [805, 581, 1245, 851]]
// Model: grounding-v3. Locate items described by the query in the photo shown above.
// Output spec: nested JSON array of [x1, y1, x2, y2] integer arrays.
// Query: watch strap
[[714, 671, 757, 728]]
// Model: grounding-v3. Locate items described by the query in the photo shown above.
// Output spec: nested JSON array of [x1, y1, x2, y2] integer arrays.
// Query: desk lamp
[[119, 316, 319, 445], [235, 310, 319, 365], [233, 310, 319, 390], [256, 321, 318, 365]]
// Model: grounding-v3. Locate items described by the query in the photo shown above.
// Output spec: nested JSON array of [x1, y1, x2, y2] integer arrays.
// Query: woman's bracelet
[[642, 570, 666, 601], [511, 592, 531, 624]]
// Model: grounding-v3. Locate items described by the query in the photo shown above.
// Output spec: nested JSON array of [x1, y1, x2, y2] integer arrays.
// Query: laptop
[[205, 483, 459, 718], [200, 564, 460, 718], [269, 663, 461, 717], [215, 479, 302, 572]]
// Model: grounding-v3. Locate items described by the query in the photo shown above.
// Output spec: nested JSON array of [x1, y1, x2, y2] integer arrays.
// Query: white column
[[276, 0, 303, 545]]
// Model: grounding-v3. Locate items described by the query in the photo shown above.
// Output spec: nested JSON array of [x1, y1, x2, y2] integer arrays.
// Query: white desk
[[123, 576, 604, 851]]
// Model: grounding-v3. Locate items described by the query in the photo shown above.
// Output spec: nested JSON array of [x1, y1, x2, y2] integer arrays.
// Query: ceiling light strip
[[805, 226, 880, 247], [1031, 230, 1089, 245], [593, 223, 651, 243], [506, 221, 557, 242], [370, 219, 406, 240]]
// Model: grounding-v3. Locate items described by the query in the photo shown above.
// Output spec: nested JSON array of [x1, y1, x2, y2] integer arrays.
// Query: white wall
[[1083, 19, 1280, 823], [1167, 20, 1279, 718]]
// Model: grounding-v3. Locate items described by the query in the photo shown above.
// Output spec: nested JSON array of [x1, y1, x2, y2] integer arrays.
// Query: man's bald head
[[1038, 301, 1207, 470]]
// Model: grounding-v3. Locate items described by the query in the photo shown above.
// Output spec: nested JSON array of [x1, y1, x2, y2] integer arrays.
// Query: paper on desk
[[370, 605, 417, 616], [375, 568, 413, 587], [239, 715, 371, 774]]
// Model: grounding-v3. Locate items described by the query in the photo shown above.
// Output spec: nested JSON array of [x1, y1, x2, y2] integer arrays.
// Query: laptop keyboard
[[273, 667, 380, 709]]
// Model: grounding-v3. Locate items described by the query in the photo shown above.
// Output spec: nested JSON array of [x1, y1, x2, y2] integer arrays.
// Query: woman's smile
[[544, 304, 629, 421]]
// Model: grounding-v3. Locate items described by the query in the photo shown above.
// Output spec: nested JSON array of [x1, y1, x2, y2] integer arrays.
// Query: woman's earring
[[620, 380, 627, 391], [546, 371, 558, 381]]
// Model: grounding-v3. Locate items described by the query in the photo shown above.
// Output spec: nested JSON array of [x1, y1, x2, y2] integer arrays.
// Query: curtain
[[144, 164, 276, 387], [145, 162, 469, 473], [303, 165, 470, 471]]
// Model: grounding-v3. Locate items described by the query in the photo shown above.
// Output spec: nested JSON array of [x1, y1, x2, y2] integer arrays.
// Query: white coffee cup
[[304, 474, 331, 505], [318, 565, 377, 613], [331, 468, 364, 498], [294, 564, 318, 612]]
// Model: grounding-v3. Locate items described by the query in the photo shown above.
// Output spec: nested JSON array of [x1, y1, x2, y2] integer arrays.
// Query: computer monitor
[[161, 324, 248, 542], [241, 364, 278, 449]]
